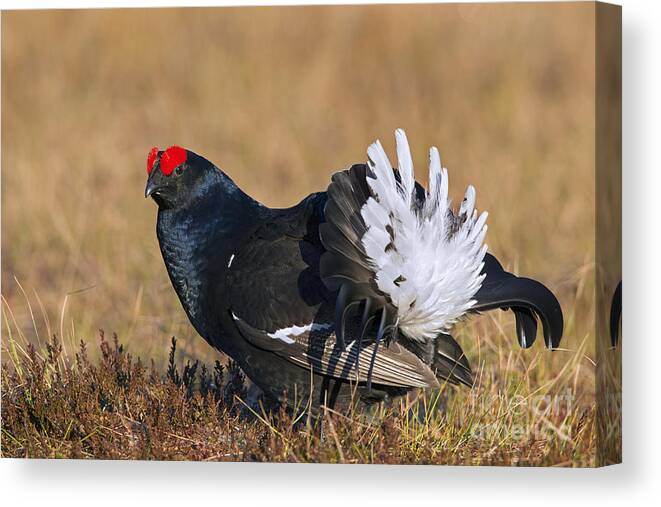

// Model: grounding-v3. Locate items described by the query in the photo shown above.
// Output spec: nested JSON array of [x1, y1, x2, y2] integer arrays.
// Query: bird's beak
[[145, 169, 163, 199], [145, 179, 158, 198]]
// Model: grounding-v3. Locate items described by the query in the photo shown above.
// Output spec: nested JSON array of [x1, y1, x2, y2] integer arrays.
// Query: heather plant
[[1, 329, 595, 464]]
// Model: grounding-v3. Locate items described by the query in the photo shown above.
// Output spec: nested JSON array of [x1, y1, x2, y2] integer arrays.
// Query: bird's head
[[144, 145, 218, 209]]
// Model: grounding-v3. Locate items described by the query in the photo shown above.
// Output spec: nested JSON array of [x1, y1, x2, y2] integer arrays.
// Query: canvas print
[[1, 2, 621, 466]]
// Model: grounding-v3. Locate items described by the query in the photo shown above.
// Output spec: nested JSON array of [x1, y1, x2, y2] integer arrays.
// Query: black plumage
[[145, 143, 564, 411]]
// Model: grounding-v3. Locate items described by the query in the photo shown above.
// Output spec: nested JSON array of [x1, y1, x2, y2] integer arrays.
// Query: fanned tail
[[320, 129, 564, 390], [320, 130, 488, 389], [323, 129, 489, 343]]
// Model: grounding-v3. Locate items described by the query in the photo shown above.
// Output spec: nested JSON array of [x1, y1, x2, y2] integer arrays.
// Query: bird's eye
[[174, 166, 184, 176]]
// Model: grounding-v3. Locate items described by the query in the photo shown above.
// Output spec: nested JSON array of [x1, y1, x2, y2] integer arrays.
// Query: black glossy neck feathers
[[155, 167, 260, 339]]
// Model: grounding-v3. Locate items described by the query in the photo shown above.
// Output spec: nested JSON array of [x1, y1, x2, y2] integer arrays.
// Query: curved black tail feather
[[472, 254, 564, 349]]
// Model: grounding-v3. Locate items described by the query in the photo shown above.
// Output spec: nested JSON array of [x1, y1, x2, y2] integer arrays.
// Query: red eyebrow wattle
[[147, 146, 159, 175], [160, 145, 187, 176]]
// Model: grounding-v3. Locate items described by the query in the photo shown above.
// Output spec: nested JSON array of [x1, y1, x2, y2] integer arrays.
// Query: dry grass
[[2, 4, 599, 464], [1, 330, 594, 465]]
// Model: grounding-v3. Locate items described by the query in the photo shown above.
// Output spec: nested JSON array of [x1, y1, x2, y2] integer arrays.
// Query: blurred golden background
[[2, 4, 595, 373]]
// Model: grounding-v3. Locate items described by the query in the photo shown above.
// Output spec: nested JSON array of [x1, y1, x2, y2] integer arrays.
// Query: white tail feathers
[[361, 129, 488, 341]]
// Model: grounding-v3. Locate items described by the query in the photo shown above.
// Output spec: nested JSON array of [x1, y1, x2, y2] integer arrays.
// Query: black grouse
[[145, 130, 564, 410]]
